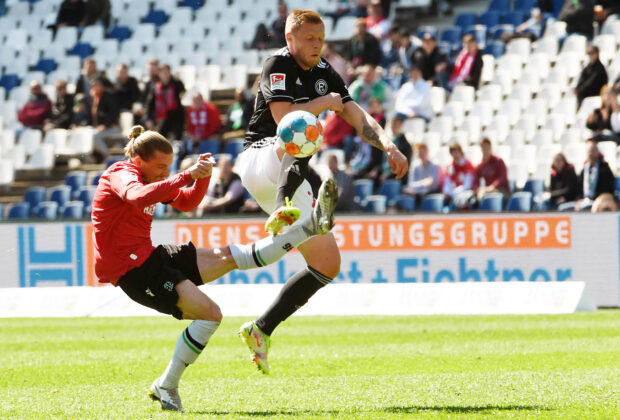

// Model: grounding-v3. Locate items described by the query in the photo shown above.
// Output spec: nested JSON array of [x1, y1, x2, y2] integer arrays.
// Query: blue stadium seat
[[107, 26, 131, 42], [222, 139, 244, 161], [506, 192, 532, 212], [437, 41, 453, 57], [416, 25, 438, 40], [484, 40, 506, 57], [180, 0, 204, 10], [363, 195, 387, 214], [0, 203, 3, 220], [614, 176, 620, 200], [440, 27, 462, 46], [479, 11, 501, 28], [420, 193, 445, 213], [523, 179, 544, 201], [378, 179, 401, 205], [24, 186, 46, 214], [0, 74, 20, 95], [34, 58, 57, 75], [68, 42, 94, 59], [393, 194, 416, 211], [65, 170, 87, 198], [504, 11, 526, 27], [490, 24, 514, 39], [61, 201, 85, 219], [353, 179, 373, 206], [35, 201, 58, 220], [479, 192, 504, 212], [48, 185, 72, 210], [454, 13, 477, 31], [466, 25, 487, 47], [488, 0, 510, 13], [92, 173, 102, 186], [514, 0, 536, 12], [8, 202, 30, 219], [198, 140, 220, 155], [76, 186, 96, 207], [143, 9, 167, 27], [154, 202, 167, 218], [552, 0, 564, 16]]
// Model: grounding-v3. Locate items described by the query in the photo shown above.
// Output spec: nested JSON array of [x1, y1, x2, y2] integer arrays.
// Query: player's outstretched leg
[[238, 178, 339, 374]]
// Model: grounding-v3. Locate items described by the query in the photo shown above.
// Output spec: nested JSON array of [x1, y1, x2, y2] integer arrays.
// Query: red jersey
[[475, 154, 509, 190], [186, 102, 221, 140], [92, 161, 210, 285], [445, 158, 475, 187]]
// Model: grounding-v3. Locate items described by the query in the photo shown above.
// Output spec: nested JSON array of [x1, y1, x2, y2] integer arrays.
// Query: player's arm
[[339, 101, 408, 179], [168, 154, 215, 212], [269, 94, 343, 124]]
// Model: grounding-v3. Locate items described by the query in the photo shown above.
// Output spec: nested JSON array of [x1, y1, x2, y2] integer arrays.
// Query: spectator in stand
[[543, 153, 580, 208], [559, 0, 595, 37], [146, 64, 185, 140], [500, 7, 544, 42], [71, 93, 91, 127], [474, 138, 509, 201], [381, 115, 412, 184], [576, 139, 615, 210], [397, 29, 418, 71], [379, 26, 402, 70], [18, 81, 51, 130], [250, 2, 288, 49], [56, 0, 85, 29], [443, 142, 476, 209], [598, 0, 620, 22], [586, 87, 620, 143], [197, 156, 245, 215], [365, 0, 390, 43], [114, 63, 140, 113], [44, 80, 74, 131], [322, 42, 351, 85], [447, 34, 483, 91], [575, 46, 608, 107], [186, 92, 222, 153], [326, 152, 355, 212], [225, 87, 254, 133], [608, 88, 620, 136], [411, 32, 450, 88], [91, 76, 120, 161], [81, 0, 111, 28], [348, 64, 393, 110], [346, 17, 382, 68], [76, 57, 110, 101], [403, 142, 441, 201], [394, 65, 432, 121], [141, 59, 159, 105], [322, 112, 354, 150]]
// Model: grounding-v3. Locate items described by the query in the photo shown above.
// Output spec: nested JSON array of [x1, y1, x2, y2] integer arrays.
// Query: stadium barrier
[[0, 213, 617, 311]]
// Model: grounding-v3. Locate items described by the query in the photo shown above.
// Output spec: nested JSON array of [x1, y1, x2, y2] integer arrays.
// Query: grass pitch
[[1, 312, 619, 419]]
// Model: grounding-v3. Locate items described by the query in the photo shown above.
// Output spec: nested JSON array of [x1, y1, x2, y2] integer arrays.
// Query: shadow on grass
[[192, 405, 549, 416]]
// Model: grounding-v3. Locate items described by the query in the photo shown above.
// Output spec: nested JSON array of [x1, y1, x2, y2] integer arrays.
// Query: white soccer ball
[[276, 110, 323, 158]]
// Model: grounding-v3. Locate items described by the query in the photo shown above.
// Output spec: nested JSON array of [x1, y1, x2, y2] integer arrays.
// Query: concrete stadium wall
[[0, 213, 618, 307]]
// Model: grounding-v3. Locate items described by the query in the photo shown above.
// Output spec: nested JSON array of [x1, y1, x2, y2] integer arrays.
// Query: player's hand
[[189, 159, 214, 180], [198, 152, 216, 166], [324, 93, 344, 113], [386, 143, 408, 179]]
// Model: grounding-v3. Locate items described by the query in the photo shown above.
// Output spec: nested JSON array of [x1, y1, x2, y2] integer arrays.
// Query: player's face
[[288, 22, 325, 70], [136, 150, 173, 184]]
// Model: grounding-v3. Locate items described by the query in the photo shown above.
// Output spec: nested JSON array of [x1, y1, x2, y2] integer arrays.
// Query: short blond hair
[[124, 125, 173, 161], [285, 9, 324, 34]]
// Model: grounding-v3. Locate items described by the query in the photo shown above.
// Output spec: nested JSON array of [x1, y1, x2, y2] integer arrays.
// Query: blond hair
[[285, 9, 324, 34], [124, 125, 173, 161]]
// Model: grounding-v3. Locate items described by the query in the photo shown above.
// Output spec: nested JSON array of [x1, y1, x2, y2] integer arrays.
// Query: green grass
[[1, 312, 619, 419]]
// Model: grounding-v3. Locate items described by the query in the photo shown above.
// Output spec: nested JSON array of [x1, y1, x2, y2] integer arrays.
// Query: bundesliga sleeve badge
[[270, 73, 286, 90]]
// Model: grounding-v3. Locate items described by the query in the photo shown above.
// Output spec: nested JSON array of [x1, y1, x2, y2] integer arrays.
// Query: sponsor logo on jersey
[[144, 203, 156, 216], [315, 79, 328, 95], [270, 73, 286, 90], [120, 171, 138, 185]]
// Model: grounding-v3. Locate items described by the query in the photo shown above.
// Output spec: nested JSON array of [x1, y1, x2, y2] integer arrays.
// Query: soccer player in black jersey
[[236, 9, 408, 374]]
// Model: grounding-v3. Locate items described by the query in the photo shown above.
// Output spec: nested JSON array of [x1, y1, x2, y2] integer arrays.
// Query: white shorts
[[235, 138, 315, 223]]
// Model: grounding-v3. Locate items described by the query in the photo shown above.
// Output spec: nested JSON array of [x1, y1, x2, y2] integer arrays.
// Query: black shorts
[[118, 242, 202, 319]]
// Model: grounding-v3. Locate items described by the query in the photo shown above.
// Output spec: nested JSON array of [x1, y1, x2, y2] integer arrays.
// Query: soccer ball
[[276, 110, 323, 158]]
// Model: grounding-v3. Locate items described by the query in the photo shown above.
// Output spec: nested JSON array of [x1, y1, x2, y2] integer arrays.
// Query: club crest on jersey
[[270, 73, 286, 90], [144, 204, 156, 216], [315, 79, 328, 95]]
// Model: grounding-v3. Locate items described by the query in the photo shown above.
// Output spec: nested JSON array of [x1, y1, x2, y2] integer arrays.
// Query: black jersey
[[245, 47, 353, 148]]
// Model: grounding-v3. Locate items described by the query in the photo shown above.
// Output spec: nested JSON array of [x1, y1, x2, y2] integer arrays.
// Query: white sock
[[159, 320, 220, 389], [229, 223, 312, 270]]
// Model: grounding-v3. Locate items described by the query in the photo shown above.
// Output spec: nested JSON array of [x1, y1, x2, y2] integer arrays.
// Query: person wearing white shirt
[[394, 65, 432, 121]]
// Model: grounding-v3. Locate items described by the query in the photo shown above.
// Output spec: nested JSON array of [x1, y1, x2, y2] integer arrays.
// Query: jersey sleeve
[[324, 60, 352, 104], [259, 56, 297, 104]]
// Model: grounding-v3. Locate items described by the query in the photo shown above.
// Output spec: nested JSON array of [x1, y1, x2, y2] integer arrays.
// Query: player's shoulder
[[265, 48, 294, 65]]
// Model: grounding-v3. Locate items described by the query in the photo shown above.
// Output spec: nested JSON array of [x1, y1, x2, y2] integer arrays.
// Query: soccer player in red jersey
[[92, 125, 338, 412]]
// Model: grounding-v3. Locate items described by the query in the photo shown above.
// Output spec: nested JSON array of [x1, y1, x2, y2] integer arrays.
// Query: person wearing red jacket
[[443, 141, 476, 209], [475, 137, 509, 201], [18, 81, 51, 129], [91, 125, 337, 413], [185, 92, 221, 150]]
